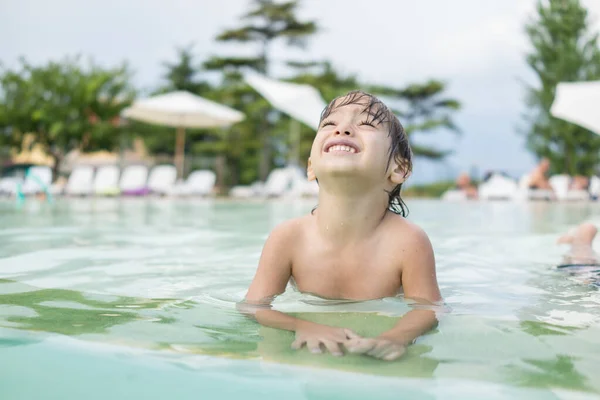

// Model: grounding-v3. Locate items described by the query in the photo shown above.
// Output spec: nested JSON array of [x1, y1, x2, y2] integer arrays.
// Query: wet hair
[[315, 90, 413, 216]]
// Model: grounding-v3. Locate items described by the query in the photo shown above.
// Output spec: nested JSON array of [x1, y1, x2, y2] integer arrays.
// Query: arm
[[346, 226, 442, 360], [239, 221, 358, 355], [240, 221, 296, 330], [379, 227, 441, 345]]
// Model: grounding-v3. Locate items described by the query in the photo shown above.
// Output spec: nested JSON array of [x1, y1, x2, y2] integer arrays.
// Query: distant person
[[455, 172, 478, 199], [557, 223, 600, 267], [570, 175, 590, 191], [527, 158, 553, 191]]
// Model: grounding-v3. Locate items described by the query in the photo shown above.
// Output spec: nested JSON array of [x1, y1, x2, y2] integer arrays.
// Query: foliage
[[283, 61, 360, 165], [371, 80, 461, 159], [205, 0, 318, 181], [158, 44, 211, 94], [213, 0, 317, 74], [402, 180, 456, 198], [0, 0, 466, 189], [0, 57, 135, 177], [524, 0, 600, 175], [193, 71, 273, 186]]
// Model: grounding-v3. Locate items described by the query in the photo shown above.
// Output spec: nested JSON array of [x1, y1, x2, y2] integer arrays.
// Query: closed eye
[[359, 120, 376, 127], [320, 120, 335, 128]]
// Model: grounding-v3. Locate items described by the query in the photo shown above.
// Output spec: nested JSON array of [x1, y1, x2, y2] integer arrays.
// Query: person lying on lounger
[[455, 172, 478, 199], [528, 158, 554, 191]]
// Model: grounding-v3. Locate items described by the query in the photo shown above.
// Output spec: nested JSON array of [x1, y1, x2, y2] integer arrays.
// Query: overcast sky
[[2, 0, 600, 183]]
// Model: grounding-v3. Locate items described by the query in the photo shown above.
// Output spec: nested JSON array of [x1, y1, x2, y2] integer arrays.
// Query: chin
[[317, 161, 361, 176]]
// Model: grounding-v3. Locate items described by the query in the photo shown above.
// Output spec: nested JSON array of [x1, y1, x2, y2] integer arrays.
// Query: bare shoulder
[[385, 213, 440, 301], [264, 215, 310, 252], [269, 215, 308, 238], [246, 216, 310, 302], [384, 212, 433, 249], [383, 213, 436, 268]]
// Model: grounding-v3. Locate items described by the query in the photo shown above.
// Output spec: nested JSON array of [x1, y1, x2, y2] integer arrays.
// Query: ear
[[389, 160, 409, 185], [307, 158, 316, 181]]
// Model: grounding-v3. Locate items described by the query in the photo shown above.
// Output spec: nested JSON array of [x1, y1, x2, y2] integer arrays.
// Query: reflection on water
[[0, 198, 600, 396]]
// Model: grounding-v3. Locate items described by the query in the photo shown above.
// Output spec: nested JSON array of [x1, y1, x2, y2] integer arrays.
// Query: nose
[[334, 127, 352, 136]]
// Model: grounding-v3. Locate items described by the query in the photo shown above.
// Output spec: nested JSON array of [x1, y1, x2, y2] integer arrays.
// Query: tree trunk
[[215, 155, 227, 194], [49, 150, 62, 183], [258, 41, 271, 181], [174, 127, 186, 179], [259, 130, 270, 181]]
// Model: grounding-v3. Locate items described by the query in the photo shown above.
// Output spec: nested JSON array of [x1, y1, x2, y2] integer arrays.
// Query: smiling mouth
[[326, 145, 357, 154], [324, 139, 362, 154]]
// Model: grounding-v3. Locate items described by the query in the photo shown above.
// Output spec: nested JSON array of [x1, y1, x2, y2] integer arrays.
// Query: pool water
[[0, 198, 599, 399]]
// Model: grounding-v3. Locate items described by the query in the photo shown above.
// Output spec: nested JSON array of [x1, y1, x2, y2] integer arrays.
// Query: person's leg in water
[[557, 223, 599, 265]]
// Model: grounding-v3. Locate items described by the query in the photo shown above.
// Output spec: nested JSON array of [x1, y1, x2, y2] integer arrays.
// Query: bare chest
[[291, 241, 402, 300]]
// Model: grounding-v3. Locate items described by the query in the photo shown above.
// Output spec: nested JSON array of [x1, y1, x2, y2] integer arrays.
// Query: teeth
[[328, 145, 356, 153]]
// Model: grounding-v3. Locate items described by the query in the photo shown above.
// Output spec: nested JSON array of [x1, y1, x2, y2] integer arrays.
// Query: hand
[[345, 337, 406, 361], [291, 323, 360, 356]]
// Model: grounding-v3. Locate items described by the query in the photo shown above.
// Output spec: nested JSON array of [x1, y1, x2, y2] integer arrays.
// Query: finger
[[307, 339, 322, 354], [321, 340, 343, 357], [342, 338, 359, 351], [344, 329, 361, 339], [367, 342, 392, 358], [382, 348, 406, 361], [291, 338, 305, 350], [346, 339, 376, 354], [377, 344, 406, 360]]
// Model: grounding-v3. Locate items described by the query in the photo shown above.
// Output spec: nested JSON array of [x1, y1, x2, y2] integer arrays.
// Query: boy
[[243, 91, 442, 361]]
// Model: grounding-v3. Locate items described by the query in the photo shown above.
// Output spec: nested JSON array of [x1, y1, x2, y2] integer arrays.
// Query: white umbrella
[[550, 80, 600, 135], [122, 91, 245, 178], [245, 73, 326, 164]]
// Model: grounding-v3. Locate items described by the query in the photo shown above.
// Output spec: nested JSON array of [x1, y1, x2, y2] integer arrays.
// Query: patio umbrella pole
[[175, 126, 186, 179], [290, 119, 301, 167]]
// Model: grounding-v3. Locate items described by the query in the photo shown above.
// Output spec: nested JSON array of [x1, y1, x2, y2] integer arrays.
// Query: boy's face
[[308, 99, 405, 187]]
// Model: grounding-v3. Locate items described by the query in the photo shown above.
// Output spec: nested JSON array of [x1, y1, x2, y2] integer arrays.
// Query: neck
[[314, 183, 389, 245]]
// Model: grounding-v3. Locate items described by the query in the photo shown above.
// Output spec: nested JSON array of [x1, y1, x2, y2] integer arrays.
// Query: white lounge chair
[[184, 170, 216, 196], [283, 167, 318, 198], [479, 174, 518, 201], [93, 165, 120, 196], [230, 167, 313, 199], [293, 180, 319, 197], [549, 174, 570, 200], [147, 165, 177, 195], [65, 166, 95, 196], [264, 168, 296, 197], [170, 170, 217, 197], [229, 181, 264, 198], [119, 165, 149, 196], [590, 176, 600, 199], [441, 189, 468, 201], [19, 166, 52, 195], [230, 168, 293, 198], [0, 177, 22, 195]]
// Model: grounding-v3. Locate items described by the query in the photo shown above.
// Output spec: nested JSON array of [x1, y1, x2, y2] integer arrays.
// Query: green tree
[[206, 0, 318, 180], [524, 0, 600, 175], [210, 0, 317, 75], [159, 44, 210, 94], [371, 80, 461, 159], [0, 57, 135, 179], [193, 71, 270, 186]]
